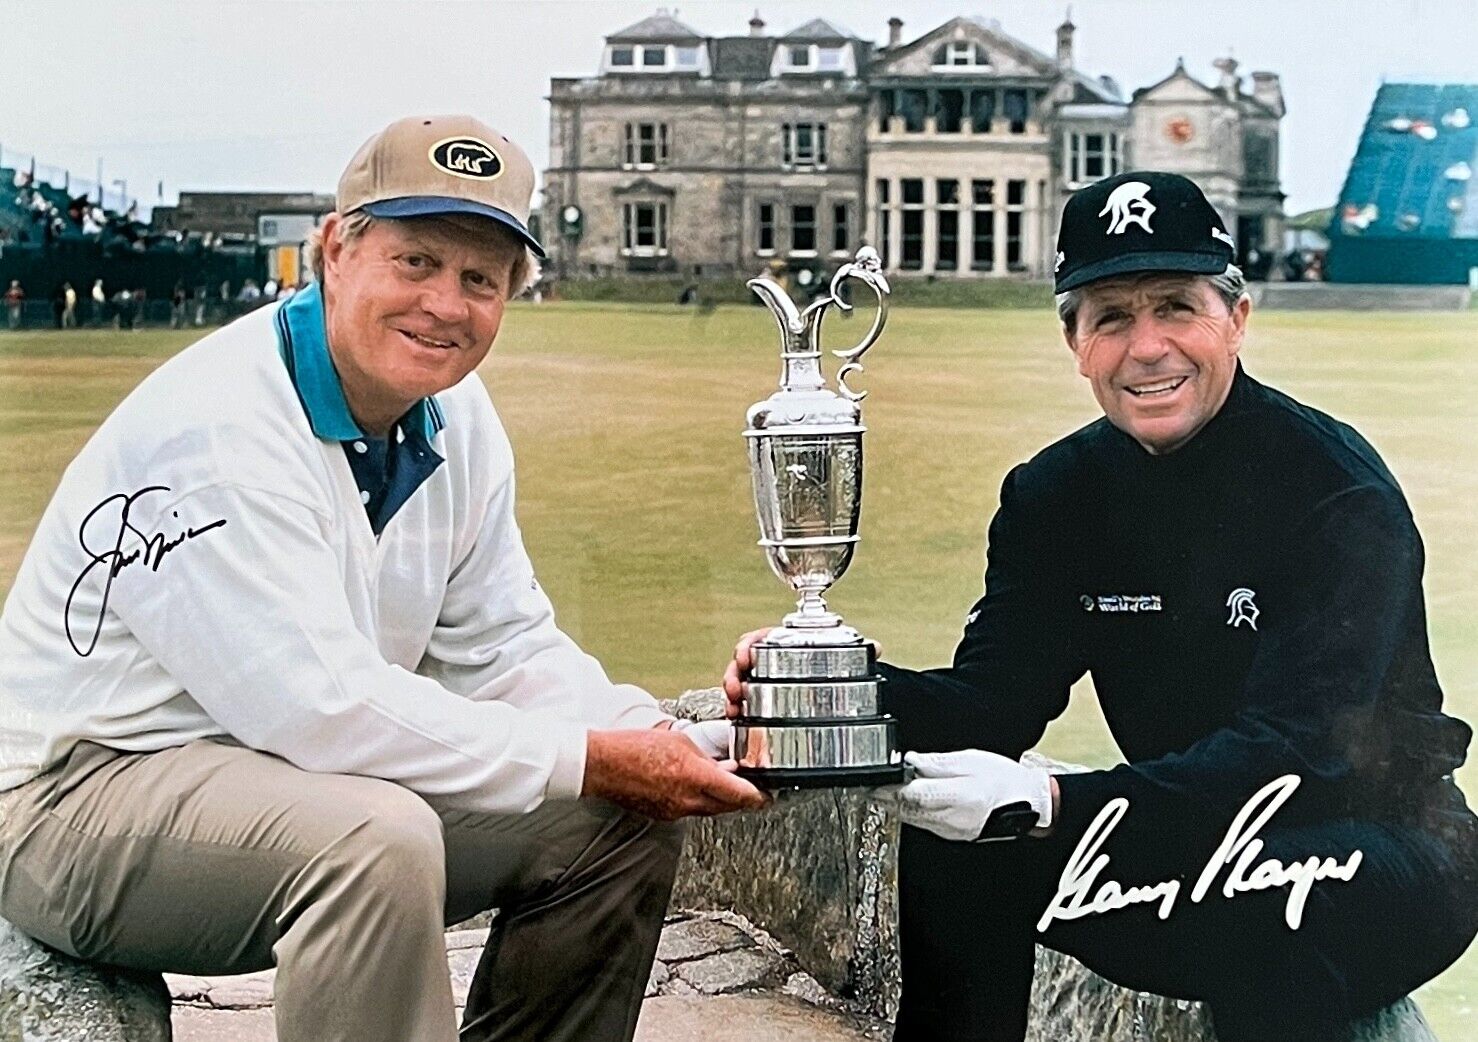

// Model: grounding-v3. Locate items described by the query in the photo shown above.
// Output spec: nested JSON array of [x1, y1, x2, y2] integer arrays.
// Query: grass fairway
[[2, 304, 1476, 1033]]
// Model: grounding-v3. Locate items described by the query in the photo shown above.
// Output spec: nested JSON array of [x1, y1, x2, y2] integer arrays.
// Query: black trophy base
[[736, 762, 908, 791]]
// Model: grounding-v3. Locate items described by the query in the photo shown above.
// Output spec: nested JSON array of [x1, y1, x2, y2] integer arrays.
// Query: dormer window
[[604, 42, 707, 74], [778, 43, 850, 74], [932, 41, 990, 68]]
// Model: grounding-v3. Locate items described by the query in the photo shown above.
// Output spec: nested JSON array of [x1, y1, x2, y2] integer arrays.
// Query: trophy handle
[[817, 247, 890, 402]]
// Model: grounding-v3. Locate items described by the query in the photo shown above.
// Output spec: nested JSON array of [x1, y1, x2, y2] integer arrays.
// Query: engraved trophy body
[[735, 247, 905, 788]]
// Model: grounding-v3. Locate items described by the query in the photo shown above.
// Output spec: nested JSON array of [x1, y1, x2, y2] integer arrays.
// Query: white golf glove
[[897, 750, 1053, 842], [670, 718, 734, 761]]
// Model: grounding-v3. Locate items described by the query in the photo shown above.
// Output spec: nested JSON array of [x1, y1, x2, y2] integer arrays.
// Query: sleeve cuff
[[546, 722, 590, 801], [602, 685, 671, 730], [1050, 768, 1129, 838]]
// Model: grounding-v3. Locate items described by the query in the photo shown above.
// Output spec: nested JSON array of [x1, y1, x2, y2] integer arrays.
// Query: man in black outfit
[[726, 172, 1478, 1041]]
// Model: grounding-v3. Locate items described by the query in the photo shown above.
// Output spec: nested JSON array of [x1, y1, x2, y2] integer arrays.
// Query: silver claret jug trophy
[[734, 246, 906, 789]]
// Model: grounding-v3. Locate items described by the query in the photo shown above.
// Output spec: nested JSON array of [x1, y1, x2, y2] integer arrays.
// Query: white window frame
[[816, 45, 846, 71], [604, 42, 707, 74], [933, 41, 990, 69], [775, 43, 853, 76], [621, 201, 669, 257], [623, 122, 669, 169], [782, 122, 828, 170], [1065, 131, 1124, 188], [757, 202, 776, 255]]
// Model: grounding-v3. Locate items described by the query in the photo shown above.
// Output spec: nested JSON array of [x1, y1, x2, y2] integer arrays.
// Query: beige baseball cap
[[337, 114, 544, 257]]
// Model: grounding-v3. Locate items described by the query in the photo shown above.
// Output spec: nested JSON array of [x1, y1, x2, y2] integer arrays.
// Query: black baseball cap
[[1054, 171, 1235, 293]]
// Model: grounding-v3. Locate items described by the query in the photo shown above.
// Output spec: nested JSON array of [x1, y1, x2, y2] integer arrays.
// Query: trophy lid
[[745, 387, 862, 435]]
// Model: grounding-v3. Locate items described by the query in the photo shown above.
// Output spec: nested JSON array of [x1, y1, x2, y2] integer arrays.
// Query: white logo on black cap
[[1055, 250, 1065, 272], [1099, 181, 1156, 235], [429, 137, 504, 181], [1211, 226, 1236, 249]]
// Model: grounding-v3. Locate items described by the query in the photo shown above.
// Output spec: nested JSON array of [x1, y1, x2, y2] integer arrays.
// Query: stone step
[[163, 912, 886, 1042], [169, 995, 881, 1042]]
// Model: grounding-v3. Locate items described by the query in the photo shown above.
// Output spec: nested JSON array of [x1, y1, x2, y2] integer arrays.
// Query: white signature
[[1037, 774, 1363, 933]]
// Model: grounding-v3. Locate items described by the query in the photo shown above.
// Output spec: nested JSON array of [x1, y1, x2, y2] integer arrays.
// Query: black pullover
[[878, 365, 1473, 841]]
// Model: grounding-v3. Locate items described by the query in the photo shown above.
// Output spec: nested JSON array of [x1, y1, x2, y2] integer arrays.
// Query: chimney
[[749, 10, 765, 37], [1212, 55, 1240, 102], [1250, 71, 1285, 117], [887, 16, 903, 48], [1056, 11, 1075, 70]]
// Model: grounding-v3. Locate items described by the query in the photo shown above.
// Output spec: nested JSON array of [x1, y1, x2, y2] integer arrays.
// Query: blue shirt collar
[[275, 282, 445, 443]]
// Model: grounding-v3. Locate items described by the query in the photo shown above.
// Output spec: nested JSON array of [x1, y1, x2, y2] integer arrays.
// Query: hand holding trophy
[[733, 247, 905, 788]]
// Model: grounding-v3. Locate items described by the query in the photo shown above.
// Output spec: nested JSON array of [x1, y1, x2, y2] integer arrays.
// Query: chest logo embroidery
[[1226, 588, 1259, 631], [1082, 594, 1162, 613]]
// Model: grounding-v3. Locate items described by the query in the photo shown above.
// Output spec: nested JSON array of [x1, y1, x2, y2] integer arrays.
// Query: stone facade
[[545, 12, 1286, 281]]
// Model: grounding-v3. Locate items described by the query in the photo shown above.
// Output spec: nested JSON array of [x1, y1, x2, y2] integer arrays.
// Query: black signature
[[64, 486, 228, 657]]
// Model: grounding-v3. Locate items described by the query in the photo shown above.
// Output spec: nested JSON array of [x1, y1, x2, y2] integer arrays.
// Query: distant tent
[[1286, 207, 1333, 232]]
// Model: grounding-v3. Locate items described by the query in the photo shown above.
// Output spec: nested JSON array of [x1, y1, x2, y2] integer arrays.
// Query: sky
[[5, 0, 1477, 217]]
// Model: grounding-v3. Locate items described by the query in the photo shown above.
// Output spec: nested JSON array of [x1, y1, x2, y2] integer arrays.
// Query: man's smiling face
[[322, 212, 517, 435], [1065, 272, 1250, 455]]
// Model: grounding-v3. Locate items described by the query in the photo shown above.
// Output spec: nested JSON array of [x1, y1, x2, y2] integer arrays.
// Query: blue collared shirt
[[274, 283, 446, 535]]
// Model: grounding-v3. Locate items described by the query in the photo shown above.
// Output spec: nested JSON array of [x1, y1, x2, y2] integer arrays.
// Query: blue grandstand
[[1326, 83, 1478, 284]]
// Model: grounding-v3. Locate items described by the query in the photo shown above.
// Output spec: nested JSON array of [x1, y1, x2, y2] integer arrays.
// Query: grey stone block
[[0, 917, 171, 1042], [672, 949, 790, 995], [657, 919, 753, 963], [645, 960, 671, 998]]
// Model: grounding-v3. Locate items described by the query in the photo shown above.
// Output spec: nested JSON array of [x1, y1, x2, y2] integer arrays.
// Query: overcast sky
[[6, 0, 1476, 216]]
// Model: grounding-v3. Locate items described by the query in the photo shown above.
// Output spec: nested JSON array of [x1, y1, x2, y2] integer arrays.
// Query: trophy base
[[736, 762, 908, 790], [732, 716, 901, 791]]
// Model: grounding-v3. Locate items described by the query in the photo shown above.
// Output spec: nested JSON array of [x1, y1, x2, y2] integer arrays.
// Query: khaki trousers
[[0, 738, 684, 1042]]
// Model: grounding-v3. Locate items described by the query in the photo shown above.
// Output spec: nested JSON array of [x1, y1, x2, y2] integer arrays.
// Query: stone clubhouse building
[[544, 10, 1286, 282]]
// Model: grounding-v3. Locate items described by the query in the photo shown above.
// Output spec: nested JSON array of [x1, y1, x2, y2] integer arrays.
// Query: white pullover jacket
[[0, 290, 667, 810]]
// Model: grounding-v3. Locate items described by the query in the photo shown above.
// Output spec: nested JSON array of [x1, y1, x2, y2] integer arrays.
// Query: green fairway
[[2, 304, 1476, 1034]]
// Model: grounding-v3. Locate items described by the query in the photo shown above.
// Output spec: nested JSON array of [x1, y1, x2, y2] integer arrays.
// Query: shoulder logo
[[1099, 181, 1156, 235], [429, 137, 504, 181], [1226, 588, 1259, 630], [1211, 226, 1236, 249]]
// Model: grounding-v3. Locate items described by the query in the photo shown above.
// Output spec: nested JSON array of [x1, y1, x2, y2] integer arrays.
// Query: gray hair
[[304, 210, 376, 282], [304, 210, 540, 298], [1056, 264, 1247, 332]]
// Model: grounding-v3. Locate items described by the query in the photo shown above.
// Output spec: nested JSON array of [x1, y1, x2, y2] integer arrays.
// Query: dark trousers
[[894, 784, 1478, 1042]]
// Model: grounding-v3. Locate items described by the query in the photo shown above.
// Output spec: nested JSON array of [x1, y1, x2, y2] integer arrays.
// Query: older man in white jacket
[[0, 116, 762, 1042]]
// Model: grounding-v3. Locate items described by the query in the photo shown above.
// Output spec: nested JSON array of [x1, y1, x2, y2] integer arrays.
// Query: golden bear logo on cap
[[429, 137, 503, 181]]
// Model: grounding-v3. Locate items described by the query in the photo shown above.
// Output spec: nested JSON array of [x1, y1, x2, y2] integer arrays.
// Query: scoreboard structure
[[1326, 83, 1478, 285]]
